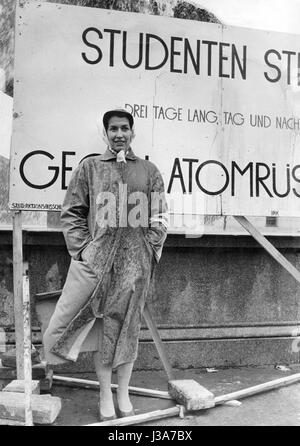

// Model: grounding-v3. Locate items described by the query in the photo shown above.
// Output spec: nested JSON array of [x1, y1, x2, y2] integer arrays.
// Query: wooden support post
[[143, 304, 175, 381], [22, 261, 33, 425], [13, 211, 24, 379], [12, 212, 33, 425], [234, 216, 300, 284]]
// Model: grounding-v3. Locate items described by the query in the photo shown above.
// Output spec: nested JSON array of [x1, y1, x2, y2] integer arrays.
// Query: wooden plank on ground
[[85, 406, 181, 426], [0, 392, 61, 424], [3, 380, 40, 395], [53, 375, 172, 399], [215, 372, 300, 405], [85, 372, 300, 426]]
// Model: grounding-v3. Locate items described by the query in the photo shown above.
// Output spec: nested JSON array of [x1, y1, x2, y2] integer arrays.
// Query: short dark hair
[[103, 109, 134, 131]]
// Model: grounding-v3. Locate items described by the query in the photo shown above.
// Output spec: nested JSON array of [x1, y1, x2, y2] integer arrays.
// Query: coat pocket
[[81, 241, 92, 262], [141, 228, 154, 257], [79, 242, 98, 277]]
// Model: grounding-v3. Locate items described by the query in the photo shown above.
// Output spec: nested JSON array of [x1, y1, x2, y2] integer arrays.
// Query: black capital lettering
[[61, 151, 76, 190], [145, 34, 169, 70], [170, 36, 183, 73], [202, 40, 218, 76], [196, 160, 229, 195], [122, 31, 143, 69], [104, 28, 121, 67], [272, 163, 290, 197], [255, 162, 273, 197], [81, 27, 103, 65], [167, 158, 186, 193], [231, 161, 253, 197], [182, 158, 198, 193], [19, 150, 59, 189], [292, 165, 300, 197], [219, 42, 230, 78], [264, 49, 281, 83]]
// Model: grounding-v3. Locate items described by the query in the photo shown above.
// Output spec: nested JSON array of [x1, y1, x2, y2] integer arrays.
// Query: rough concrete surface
[[168, 379, 215, 410], [15, 364, 299, 427]]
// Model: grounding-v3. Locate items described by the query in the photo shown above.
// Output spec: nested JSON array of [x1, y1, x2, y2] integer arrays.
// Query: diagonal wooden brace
[[143, 303, 175, 381], [234, 216, 300, 284]]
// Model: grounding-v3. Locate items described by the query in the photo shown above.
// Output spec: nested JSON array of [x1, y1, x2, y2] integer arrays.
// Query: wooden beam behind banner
[[12, 211, 24, 379], [234, 216, 300, 284]]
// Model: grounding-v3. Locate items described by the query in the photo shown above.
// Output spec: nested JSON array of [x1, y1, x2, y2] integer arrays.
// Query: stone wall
[[1, 231, 299, 370]]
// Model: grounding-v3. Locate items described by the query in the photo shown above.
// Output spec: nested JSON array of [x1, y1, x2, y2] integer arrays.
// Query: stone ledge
[[0, 230, 300, 248], [43, 337, 300, 374], [2, 322, 299, 346]]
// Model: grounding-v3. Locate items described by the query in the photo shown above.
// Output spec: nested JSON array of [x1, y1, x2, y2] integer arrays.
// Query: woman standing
[[43, 108, 168, 421]]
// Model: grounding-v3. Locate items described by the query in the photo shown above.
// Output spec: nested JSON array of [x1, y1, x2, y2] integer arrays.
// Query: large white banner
[[0, 91, 13, 160], [9, 1, 300, 219]]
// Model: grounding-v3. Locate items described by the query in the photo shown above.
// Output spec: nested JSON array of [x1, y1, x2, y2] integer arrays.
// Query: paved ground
[[48, 364, 300, 426]]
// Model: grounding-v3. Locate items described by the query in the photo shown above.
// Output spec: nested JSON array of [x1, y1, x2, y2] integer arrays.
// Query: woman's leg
[[93, 351, 115, 417], [116, 362, 134, 413], [93, 319, 115, 417], [43, 259, 99, 365]]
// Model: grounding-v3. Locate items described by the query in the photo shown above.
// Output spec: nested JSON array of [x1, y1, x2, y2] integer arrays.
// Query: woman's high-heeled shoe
[[117, 407, 135, 418], [115, 395, 135, 418], [98, 402, 117, 422]]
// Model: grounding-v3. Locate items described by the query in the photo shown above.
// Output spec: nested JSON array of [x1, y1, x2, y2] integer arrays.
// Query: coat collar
[[99, 147, 137, 161]]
